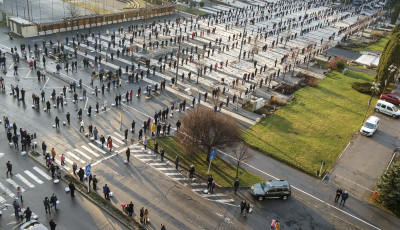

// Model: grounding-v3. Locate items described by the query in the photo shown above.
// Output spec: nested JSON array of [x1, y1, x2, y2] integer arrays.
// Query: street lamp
[[384, 64, 399, 93], [238, 19, 247, 61], [362, 81, 380, 125]]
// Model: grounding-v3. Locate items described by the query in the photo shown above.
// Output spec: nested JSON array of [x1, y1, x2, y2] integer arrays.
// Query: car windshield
[[260, 182, 267, 189], [364, 122, 375, 129]]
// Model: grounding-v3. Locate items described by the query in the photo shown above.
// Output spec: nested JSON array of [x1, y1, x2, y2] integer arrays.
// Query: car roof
[[266, 180, 290, 187], [377, 100, 396, 106], [366, 116, 380, 123], [20, 220, 48, 230], [383, 93, 399, 97]]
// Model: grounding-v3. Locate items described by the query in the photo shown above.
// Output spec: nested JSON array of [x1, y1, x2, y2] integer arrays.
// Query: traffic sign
[[85, 164, 91, 177], [209, 149, 216, 161]]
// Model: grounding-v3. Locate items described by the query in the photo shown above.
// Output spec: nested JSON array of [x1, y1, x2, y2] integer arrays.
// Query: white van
[[374, 100, 400, 118], [360, 116, 380, 136]]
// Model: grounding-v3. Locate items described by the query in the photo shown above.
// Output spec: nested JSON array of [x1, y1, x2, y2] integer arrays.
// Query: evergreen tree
[[392, 23, 400, 34], [391, 5, 400, 24], [376, 160, 400, 216], [375, 32, 400, 92]]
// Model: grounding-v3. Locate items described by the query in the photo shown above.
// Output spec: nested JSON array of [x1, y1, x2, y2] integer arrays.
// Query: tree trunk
[[206, 146, 211, 162], [236, 161, 240, 179]]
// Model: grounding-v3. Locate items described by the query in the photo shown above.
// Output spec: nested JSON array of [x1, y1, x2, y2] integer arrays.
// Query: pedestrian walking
[[49, 219, 57, 230], [189, 165, 195, 178], [51, 148, 56, 160], [72, 162, 77, 175], [24, 207, 32, 222], [66, 112, 71, 125], [6, 161, 12, 176], [275, 220, 281, 230], [143, 136, 148, 150], [335, 188, 342, 202], [13, 200, 20, 218], [127, 201, 134, 217], [161, 224, 166, 230], [60, 154, 65, 166], [234, 179, 240, 195], [55, 116, 60, 129], [107, 136, 113, 151], [126, 147, 130, 163], [42, 141, 47, 156], [16, 187, 23, 203], [103, 184, 111, 200], [69, 182, 76, 197], [140, 207, 144, 223], [340, 191, 349, 206], [93, 175, 98, 190], [270, 219, 276, 230], [78, 168, 84, 181], [50, 193, 58, 210], [100, 135, 105, 148], [210, 180, 215, 193], [207, 175, 213, 189], [44, 197, 51, 213], [175, 156, 179, 170], [50, 164, 56, 178], [143, 209, 149, 225], [160, 148, 165, 162], [80, 120, 85, 132]]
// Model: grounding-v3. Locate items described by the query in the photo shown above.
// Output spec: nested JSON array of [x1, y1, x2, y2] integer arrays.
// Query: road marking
[[149, 163, 167, 166], [24, 170, 44, 184], [96, 140, 119, 148], [74, 149, 92, 160], [54, 159, 71, 170], [43, 77, 50, 88], [133, 154, 152, 158], [114, 132, 124, 139], [0, 196, 6, 203], [156, 168, 176, 171], [81, 145, 100, 157], [190, 183, 207, 186], [24, 69, 32, 78], [214, 199, 234, 203], [15, 174, 35, 188], [202, 193, 226, 197], [92, 153, 118, 166], [172, 178, 188, 180], [165, 173, 181, 176], [66, 151, 86, 164], [192, 188, 204, 192], [32, 167, 52, 180], [88, 143, 107, 154], [138, 158, 152, 162], [110, 135, 124, 144], [334, 174, 374, 192], [6, 179, 25, 192], [216, 149, 381, 230], [0, 182, 16, 198]]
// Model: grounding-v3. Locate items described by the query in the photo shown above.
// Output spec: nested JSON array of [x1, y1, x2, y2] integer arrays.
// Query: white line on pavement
[[0, 182, 16, 198], [66, 151, 86, 164], [88, 143, 107, 154], [32, 167, 52, 180], [15, 174, 35, 188], [202, 193, 226, 197], [0, 196, 6, 203], [81, 145, 100, 157], [165, 173, 182, 176], [74, 149, 92, 160], [24, 170, 44, 184], [113, 132, 124, 139], [6, 179, 25, 192]]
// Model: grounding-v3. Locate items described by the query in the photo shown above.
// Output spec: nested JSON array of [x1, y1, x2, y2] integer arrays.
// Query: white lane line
[[66, 151, 86, 164], [24, 170, 44, 184], [6, 179, 25, 192], [54, 159, 71, 170], [149, 163, 167, 166], [214, 199, 234, 203], [81, 145, 100, 157], [192, 188, 204, 192], [110, 135, 124, 144], [92, 153, 118, 167], [43, 77, 50, 88], [172, 178, 189, 181], [24, 69, 32, 78], [74, 149, 92, 160], [88, 143, 107, 154], [165, 173, 182, 176], [190, 183, 207, 186], [156, 168, 176, 171], [15, 174, 35, 188], [132, 154, 153, 158], [0, 182, 16, 198], [202, 193, 226, 197], [0, 196, 6, 203], [138, 158, 152, 162], [113, 132, 124, 139], [117, 147, 128, 154], [32, 167, 52, 180], [216, 149, 381, 230]]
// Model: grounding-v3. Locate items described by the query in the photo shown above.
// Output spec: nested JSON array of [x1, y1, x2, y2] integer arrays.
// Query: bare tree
[[233, 143, 253, 179], [177, 107, 242, 162], [67, 0, 79, 18]]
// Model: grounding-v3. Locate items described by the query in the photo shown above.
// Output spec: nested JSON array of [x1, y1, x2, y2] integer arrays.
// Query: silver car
[[251, 180, 291, 201], [20, 220, 49, 230]]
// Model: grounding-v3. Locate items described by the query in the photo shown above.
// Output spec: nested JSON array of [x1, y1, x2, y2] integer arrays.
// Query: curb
[[27, 150, 145, 230]]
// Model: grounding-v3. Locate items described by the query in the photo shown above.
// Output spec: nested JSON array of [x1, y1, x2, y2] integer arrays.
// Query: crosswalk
[[129, 144, 235, 205], [0, 166, 52, 203]]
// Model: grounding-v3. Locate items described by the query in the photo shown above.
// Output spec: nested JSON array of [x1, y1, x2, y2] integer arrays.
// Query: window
[[387, 107, 393, 112], [381, 105, 386, 109], [268, 188, 278, 193]]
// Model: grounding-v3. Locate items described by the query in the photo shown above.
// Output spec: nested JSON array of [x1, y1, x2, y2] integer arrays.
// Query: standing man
[[66, 112, 71, 125], [335, 188, 342, 202], [92, 175, 98, 190], [103, 184, 110, 200], [160, 148, 165, 162], [79, 120, 85, 132], [69, 182, 76, 197], [49, 219, 57, 230], [126, 147, 131, 163], [175, 156, 180, 170], [6, 161, 13, 176], [50, 193, 58, 210], [42, 141, 47, 156], [234, 179, 240, 195], [44, 197, 51, 213], [340, 191, 349, 206], [55, 116, 60, 129], [72, 162, 77, 176]]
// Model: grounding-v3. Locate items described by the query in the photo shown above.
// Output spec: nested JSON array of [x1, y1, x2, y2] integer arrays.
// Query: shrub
[[351, 82, 373, 94], [307, 76, 319, 87], [327, 57, 346, 70], [199, 1, 205, 7], [269, 96, 287, 106]]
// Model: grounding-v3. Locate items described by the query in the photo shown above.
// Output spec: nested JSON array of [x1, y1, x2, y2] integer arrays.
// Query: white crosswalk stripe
[[214, 199, 234, 203], [202, 193, 226, 197], [165, 173, 181, 176], [24, 170, 44, 184], [67, 151, 86, 164], [0, 195, 6, 203], [15, 174, 35, 188], [33, 167, 52, 180], [0, 182, 16, 198], [149, 163, 167, 166], [96, 139, 119, 148], [88, 143, 107, 154], [138, 158, 152, 162], [6, 179, 25, 192], [110, 135, 124, 144], [156, 168, 176, 171], [55, 159, 71, 170], [81, 145, 100, 157], [114, 132, 124, 139], [74, 149, 92, 160]]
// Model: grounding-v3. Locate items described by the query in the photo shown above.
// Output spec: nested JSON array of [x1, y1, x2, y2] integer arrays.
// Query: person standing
[[143, 209, 149, 225], [160, 148, 165, 162], [210, 180, 216, 193], [16, 187, 23, 203], [51, 148, 56, 160], [55, 116, 60, 129], [24, 207, 32, 222], [66, 112, 71, 125], [49, 219, 57, 230], [161, 224, 166, 230], [140, 207, 144, 223], [128, 201, 134, 217], [50, 193, 58, 210], [234, 179, 240, 195], [143, 136, 148, 150], [189, 165, 195, 178], [79, 120, 85, 132], [107, 137, 113, 152], [126, 147, 130, 163], [42, 141, 47, 156], [60, 154, 65, 166], [72, 162, 77, 175], [50, 164, 56, 178], [69, 182, 76, 197], [6, 161, 12, 176], [340, 191, 349, 206], [103, 184, 110, 200], [335, 188, 342, 202], [100, 135, 106, 148], [207, 175, 213, 190], [124, 129, 128, 142], [175, 156, 180, 170], [240, 200, 246, 215], [93, 127, 98, 140], [13, 200, 20, 218], [275, 220, 281, 230], [93, 175, 98, 190], [78, 168, 84, 181], [270, 219, 276, 229], [44, 197, 51, 213]]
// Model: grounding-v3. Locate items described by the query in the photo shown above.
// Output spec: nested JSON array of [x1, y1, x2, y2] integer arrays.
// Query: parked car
[[20, 220, 48, 230], [250, 180, 291, 201], [380, 93, 400, 105], [360, 116, 380, 136], [374, 100, 400, 118]]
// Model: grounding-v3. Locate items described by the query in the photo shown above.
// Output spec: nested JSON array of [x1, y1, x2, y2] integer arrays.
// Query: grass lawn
[[244, 70, 378, 175], [148, 137, 263, 187], [176, 5, 207, 15], [355, 36, 390, 53]]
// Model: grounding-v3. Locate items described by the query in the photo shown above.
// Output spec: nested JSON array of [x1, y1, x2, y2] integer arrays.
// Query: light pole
[[384, 64, 398, 93], [362, 81, 380, 125], [175, 39, 181, 87], [238, 19, 247, 61]]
